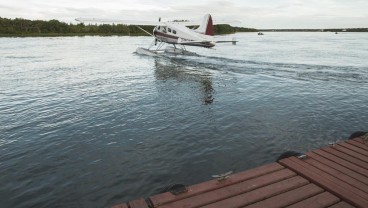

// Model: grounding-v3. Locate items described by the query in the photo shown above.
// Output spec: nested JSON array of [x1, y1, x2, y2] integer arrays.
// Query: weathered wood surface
[[112, 137, 368, 208]]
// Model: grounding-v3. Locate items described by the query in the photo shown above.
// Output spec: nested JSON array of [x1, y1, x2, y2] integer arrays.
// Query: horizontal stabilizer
[[216, 41, 237, 45], [215, 37, 238, 45], [178, 40, 213, 44]]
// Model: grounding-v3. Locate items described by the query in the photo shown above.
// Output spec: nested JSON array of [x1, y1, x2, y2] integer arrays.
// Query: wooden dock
[[113, 135, 368, 208]]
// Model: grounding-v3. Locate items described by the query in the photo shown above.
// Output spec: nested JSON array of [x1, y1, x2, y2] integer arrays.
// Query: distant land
[[0, 17, 257, 37], [1, 17, 367, 37], [259, 28, 368, 32]]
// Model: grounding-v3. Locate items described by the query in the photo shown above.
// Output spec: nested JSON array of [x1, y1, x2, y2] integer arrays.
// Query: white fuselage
[[153, 23, 216, 48]]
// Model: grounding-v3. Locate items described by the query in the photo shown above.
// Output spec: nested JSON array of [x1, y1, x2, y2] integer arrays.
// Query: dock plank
[[306, 152, 368, 186], [352, 137, 367, 144], [338, 142, 368, 157], [321, 147, 368, 171], [156, 168, 296, 208], [346, 139, 368, 151], [279, 157, 368, 208], [303, 156, 368, 194], [128, 198, 149, 208], [328, 201, 357, 208], [149, 163, 284, 206], [313, 149, 368, 177], [245, 184, 323, 208], [200, 176, 309, 208], [286, 192, 340, 208], [332, 144, 368, 162]]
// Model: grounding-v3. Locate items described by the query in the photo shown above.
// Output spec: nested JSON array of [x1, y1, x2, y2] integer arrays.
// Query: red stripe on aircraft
[[154, 31, 179, 40]]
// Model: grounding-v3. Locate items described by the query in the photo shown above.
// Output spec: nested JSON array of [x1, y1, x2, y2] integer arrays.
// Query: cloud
[[0, 0, 367, 28]]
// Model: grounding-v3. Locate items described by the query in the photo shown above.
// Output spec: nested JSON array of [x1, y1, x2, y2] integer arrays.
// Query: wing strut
[[136, 26, 154, 37]]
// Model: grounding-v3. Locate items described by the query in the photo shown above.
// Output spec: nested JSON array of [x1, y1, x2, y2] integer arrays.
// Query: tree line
[[0, 17, 258, 37], [260, 28, 368, 32]]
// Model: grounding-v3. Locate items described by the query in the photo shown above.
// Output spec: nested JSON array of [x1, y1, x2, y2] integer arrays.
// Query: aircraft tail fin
[[195, 14, 214, 36]]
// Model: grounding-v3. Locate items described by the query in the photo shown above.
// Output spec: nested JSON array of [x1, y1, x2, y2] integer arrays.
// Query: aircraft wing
[[213, 20, 242, 25], [75, 18, 240, 26], [75, 18, 166, 26], [169, 20, 241, 26], [213, 39, 238, 45], [215, 40, 238, 43]]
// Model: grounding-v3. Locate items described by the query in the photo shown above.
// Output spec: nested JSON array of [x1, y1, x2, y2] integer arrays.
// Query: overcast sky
[[1, 0, 367, 29]]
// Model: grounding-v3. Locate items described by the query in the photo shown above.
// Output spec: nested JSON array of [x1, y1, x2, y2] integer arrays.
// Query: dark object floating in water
[[348, 131, 368, 144], [276, 151, 307, 161], [258, 32, 264, 35], [348, 131, 367, 140], [161, 184, 188, 195]]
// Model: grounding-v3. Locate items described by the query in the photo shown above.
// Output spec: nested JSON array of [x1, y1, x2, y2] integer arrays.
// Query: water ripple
[[0, 34, 367, 207]]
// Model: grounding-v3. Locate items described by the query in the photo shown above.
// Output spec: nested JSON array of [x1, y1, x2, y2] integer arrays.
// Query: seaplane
[[76, 14, 239, 56]]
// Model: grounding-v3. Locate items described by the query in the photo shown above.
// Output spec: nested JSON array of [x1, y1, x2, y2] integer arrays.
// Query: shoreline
[[1, 30, 367, 38]]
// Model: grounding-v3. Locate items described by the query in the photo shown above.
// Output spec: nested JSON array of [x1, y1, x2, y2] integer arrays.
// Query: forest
[[0, 17, 258, 36]]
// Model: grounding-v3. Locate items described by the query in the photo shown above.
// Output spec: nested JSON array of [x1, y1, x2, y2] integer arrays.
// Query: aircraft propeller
[[155, 17, 161, 45]]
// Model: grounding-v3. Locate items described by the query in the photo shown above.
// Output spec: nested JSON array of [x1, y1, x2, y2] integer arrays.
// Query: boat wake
[[137, 51, 368, 84]]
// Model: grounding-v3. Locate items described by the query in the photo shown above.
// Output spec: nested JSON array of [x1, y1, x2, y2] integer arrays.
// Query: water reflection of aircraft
[[76, 14, 238, 55], [153, 59, 214, 105]]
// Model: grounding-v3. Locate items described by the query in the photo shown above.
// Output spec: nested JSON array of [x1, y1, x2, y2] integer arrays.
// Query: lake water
[[0, 32, 368, 207]]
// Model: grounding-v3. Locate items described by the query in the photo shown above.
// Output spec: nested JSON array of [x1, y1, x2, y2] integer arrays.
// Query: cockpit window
[[173, 30, 177, 34], [168, 28, 171, 33]]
